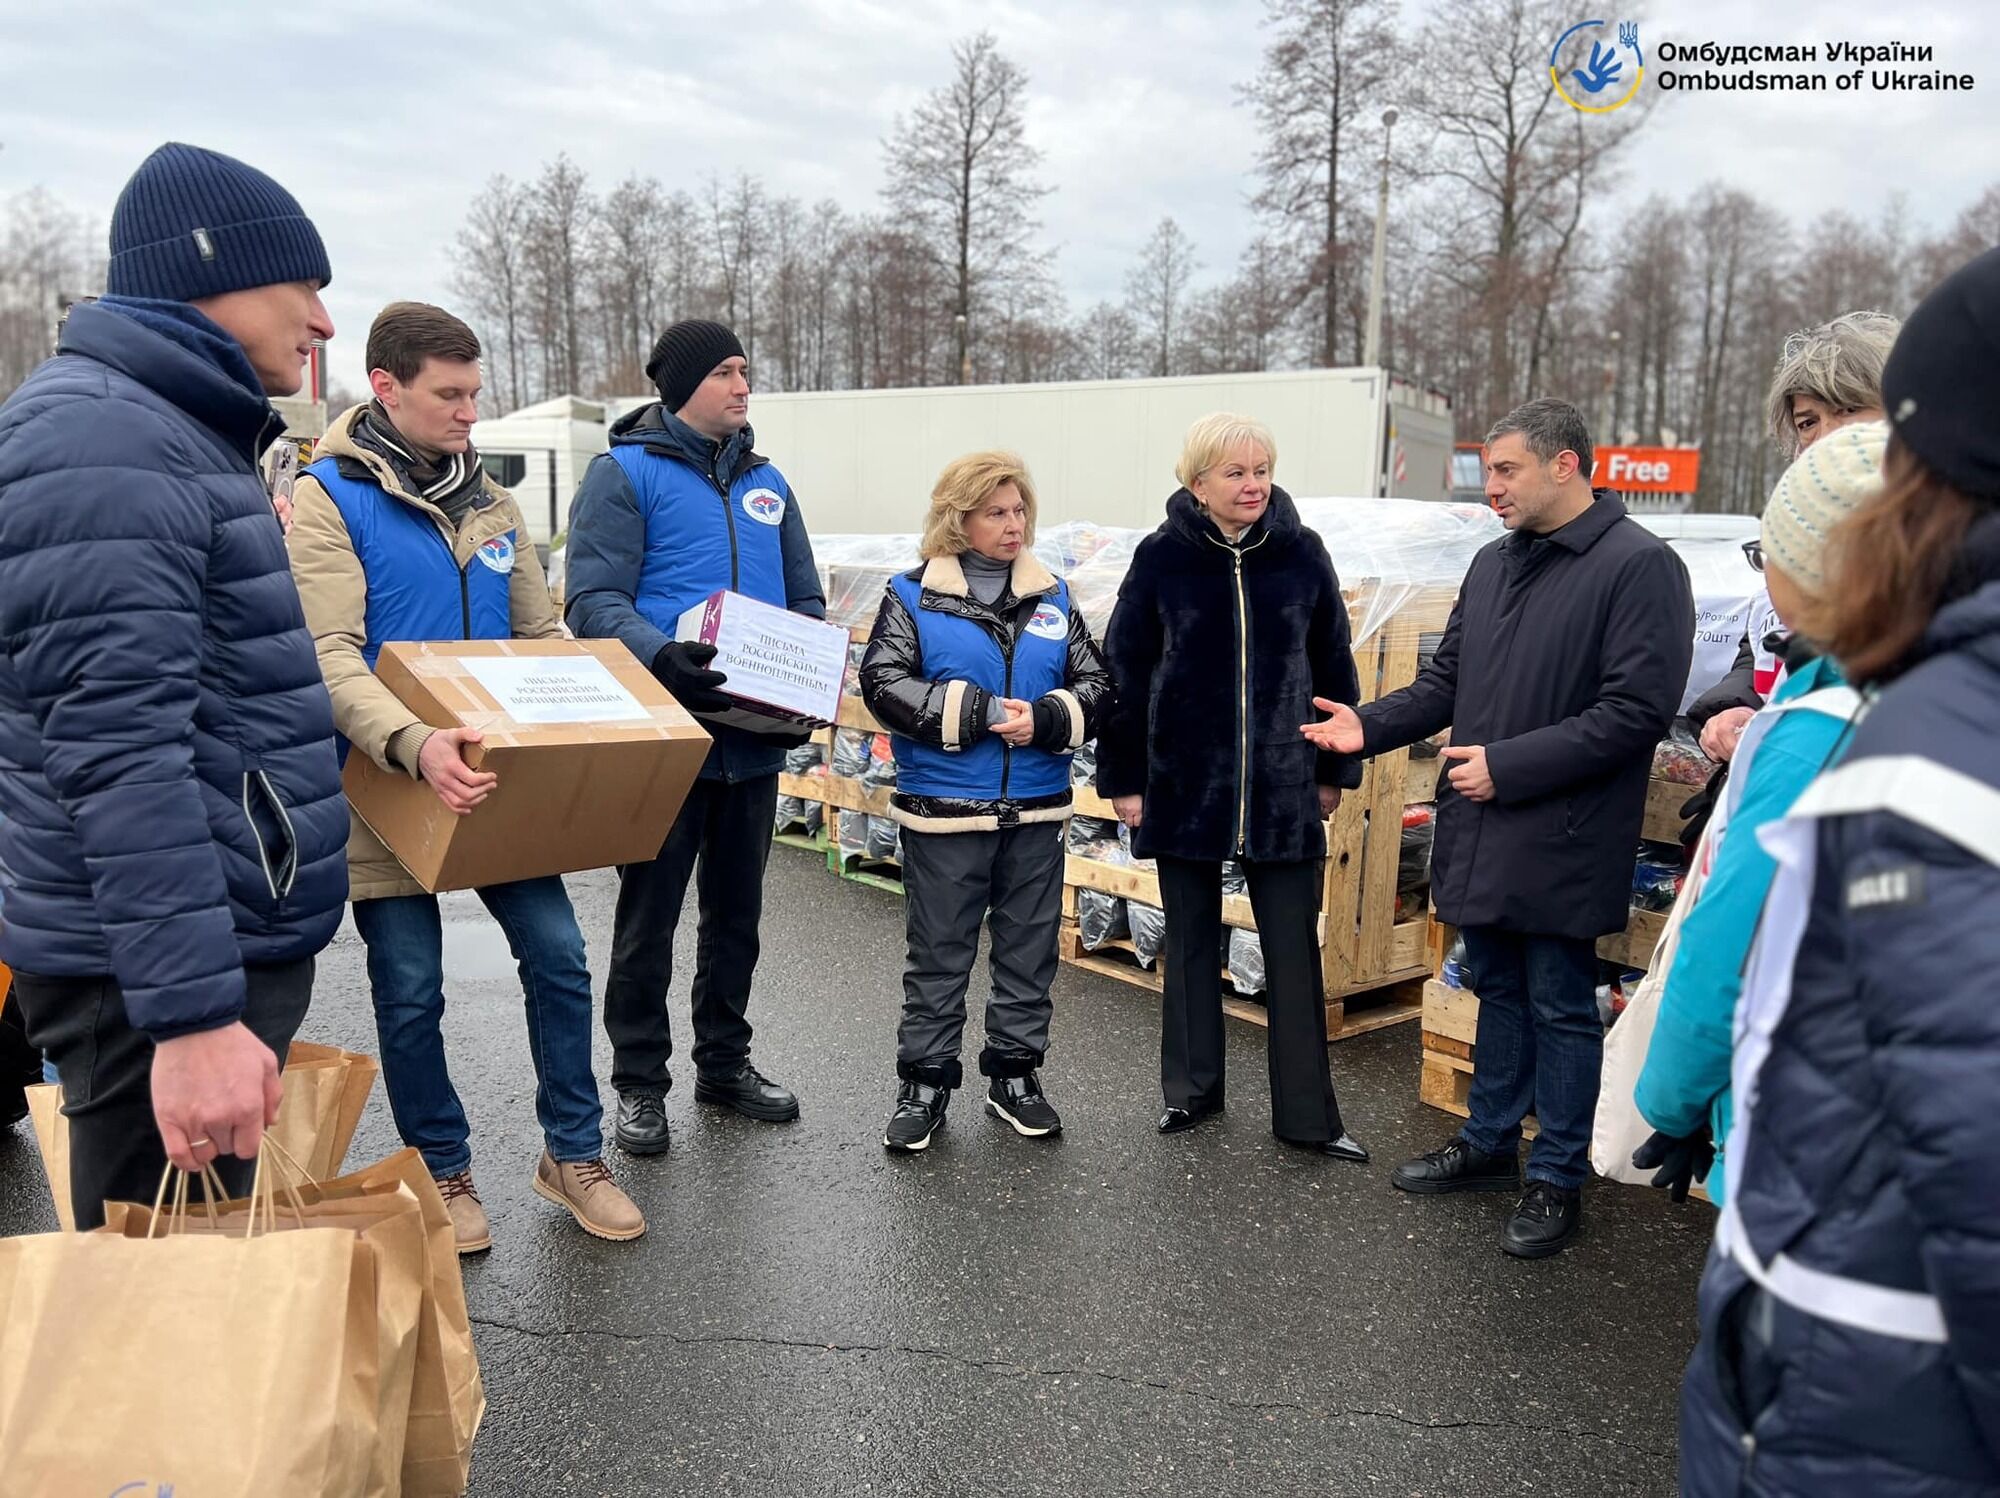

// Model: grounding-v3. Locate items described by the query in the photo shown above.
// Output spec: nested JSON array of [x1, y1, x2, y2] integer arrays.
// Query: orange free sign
[[1590, 446, 1701, 494]]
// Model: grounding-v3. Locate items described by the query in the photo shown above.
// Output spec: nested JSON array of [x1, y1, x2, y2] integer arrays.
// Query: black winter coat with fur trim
[[1095, 487, 1362, 863]]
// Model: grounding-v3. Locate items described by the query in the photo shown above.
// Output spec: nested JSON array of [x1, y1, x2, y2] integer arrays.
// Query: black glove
[[651, 641, 733, 714], [1631, 1127, 1715, 1203]]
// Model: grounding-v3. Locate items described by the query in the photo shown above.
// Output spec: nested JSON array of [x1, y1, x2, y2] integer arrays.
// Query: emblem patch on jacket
[[742, 488, 786, 525], [1846, 865, 1924, 913], [476, 535, 516, 574], [1025, 603, 1066, 640]]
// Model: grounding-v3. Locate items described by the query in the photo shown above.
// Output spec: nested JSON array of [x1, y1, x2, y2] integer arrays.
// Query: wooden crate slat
[[1598, 906, 1669, 970]]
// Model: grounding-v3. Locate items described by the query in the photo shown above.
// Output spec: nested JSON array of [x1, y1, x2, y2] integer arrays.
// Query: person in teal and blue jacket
[[1631, 419, 1888, 1204]]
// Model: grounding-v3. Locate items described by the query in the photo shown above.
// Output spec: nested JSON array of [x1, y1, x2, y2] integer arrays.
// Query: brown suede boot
[[435, 1169, 492, 1255], [531, 1152, 646, 1241]]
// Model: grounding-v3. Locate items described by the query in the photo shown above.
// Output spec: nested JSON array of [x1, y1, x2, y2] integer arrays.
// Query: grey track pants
[[896, 820, 1065, 1088]]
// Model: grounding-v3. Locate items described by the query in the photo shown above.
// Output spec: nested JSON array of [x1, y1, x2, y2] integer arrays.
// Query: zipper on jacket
[[424, 520, 473, 638], [1208, 531, 1268, 855], [711, 450, 742, 591], [998, 631, 1017, 811]]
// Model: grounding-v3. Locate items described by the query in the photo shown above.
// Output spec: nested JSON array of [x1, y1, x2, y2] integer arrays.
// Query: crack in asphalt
[[468, 1312, 1675, 1457]]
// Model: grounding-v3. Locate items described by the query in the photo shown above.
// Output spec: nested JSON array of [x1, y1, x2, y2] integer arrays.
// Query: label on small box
[[461, 656, 651, 725]]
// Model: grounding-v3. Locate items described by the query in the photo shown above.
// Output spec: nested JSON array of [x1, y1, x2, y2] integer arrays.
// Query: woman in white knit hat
[[1625, 420, 1887, 1205]]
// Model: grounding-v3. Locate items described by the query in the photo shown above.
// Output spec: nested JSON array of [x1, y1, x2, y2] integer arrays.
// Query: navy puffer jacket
[[1680, 531, 2000, 1496], [0, 299, 347, 1038]]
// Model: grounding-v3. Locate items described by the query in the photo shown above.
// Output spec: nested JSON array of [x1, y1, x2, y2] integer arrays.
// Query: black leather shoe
[[1391, 1137, 1520, 1194], [1502, 1180, 1583, 1259], [614, 1091, 671, 1156], [1158, 1101, 1223, 1134], [695, 1062, 801, 1122], [987, 1073, 1062, 1138], [1280, 1133, 1371, 1163], [884, 1081, 949, 1153]]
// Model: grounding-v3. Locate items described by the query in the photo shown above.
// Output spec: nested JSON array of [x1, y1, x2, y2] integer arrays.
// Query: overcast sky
[[5, 0, 1995, 396]]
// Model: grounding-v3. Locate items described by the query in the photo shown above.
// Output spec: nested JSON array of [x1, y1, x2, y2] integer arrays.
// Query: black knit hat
[[106, 143, 331, 303], [1882, 245, 2000, 502], [646, 319, 745, 413]]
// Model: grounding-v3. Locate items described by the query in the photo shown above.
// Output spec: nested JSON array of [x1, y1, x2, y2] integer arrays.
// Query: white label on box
[[677, 593, 846, 722], [461, 656, 651, 725]]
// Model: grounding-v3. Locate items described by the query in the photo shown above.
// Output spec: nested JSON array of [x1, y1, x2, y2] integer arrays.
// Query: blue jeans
[[1457, 925, 1602, 1189], [353, 876, 604, 1178]]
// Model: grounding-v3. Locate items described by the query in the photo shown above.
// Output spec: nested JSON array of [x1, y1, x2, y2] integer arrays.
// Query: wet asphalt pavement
[[0, 846, 1713, 1496]]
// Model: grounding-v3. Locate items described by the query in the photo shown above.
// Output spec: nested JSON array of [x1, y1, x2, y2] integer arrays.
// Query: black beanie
[[646, 319, 745, 413], [1882, 246, 2000, 502], [106, 142, 331, 302]]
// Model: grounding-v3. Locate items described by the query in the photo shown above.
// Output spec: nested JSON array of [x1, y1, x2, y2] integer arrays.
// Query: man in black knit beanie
[[564, 320, 826, 1153]]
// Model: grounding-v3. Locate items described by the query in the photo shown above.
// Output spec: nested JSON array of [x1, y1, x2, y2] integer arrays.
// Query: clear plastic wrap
[[1067, 816, 1125, 860], [1220, 860, 1247, 895], [1227, 927, 1266, 995], [1652, 721, 1713, 784], [830, 727, 872, 778], [773, 742, 827, 835], [813, 533, 923, 631], [1290, 498, 1502, 648], [1399, 807, 1435, 894], [1076, 889, 1129, 951], [1128, 900, 1166, 969]]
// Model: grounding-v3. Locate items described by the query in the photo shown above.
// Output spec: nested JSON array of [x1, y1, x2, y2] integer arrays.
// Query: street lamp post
[[1362, 107, 1398, 371]]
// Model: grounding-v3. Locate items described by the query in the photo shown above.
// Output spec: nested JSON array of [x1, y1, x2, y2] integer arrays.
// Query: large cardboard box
[[675, 590, 848, 734], [343, 640, 711, 892]]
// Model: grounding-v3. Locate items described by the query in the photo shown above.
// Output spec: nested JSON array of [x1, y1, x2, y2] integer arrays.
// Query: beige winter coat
[[287, 404, 563, 900]]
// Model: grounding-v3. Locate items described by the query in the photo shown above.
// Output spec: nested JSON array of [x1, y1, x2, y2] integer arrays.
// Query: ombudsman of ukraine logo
[[1551, 19, 1644, 113]]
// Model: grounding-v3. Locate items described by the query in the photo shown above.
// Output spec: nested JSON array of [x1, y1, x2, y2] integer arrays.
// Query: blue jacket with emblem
[[1680, 528, 2000, 1497], [860, 551, 1112, 832], [563, 403, 825, 783], [0, 298, 347, 1038]]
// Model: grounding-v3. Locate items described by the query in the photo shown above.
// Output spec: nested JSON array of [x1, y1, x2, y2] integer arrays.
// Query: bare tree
[[1073, 301, 1140, 380], [883, 31, 1050, 382], [519, 157, 594, 398], [449, 176, 534, 410], [709, 171, 766, 360], [1240, 0, 1397, 365], [1412, 0, 1646, 427], [592, 174, 671, 394], [0, 187, 87, 398], [1125, 217, 1200, 377]]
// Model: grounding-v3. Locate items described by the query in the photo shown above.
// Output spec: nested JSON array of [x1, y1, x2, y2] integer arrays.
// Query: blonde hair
[[920, 451, 1038, 559], [1176, 413, 1278, 490]]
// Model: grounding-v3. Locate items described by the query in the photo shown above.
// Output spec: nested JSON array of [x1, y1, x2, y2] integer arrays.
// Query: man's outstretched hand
[[1302, 698, 1364, 754]]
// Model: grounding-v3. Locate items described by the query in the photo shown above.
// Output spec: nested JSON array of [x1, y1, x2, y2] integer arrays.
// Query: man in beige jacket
[[288, 301, 643, 1252]]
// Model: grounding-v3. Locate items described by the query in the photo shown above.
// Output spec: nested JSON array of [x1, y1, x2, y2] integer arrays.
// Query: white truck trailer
[[479, 367, 1454, 543]]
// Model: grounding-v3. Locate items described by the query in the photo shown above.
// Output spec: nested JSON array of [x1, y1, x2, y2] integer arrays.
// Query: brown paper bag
[[106, 1173, 428, 1498], [270, 1039, 381, 1180], [0, 1220, 380, 1494], [269, 1148, 482, 1495], [23, 1083, 69, 1232]]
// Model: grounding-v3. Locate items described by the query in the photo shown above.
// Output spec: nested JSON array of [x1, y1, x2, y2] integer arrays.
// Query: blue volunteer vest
[[608, 443, 791, 639], [889, 572, 1075, 802], [307, 458, 514, 765]]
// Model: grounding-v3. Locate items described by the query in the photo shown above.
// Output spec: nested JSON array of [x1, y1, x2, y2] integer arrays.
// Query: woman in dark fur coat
[[1095, 413, 1368, 1159]]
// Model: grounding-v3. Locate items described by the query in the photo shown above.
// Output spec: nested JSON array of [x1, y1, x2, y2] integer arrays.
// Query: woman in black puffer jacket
[[1095, 412, 1366, 1158]]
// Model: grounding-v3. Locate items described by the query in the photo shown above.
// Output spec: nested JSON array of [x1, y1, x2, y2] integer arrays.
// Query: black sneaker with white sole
[[986, 1072, 1062, 1138], [884, 1081, 950, 1153]]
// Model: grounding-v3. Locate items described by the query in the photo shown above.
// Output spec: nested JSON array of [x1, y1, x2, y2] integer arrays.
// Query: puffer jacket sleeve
[[501, 492, 565, 641], [286, 470, 427, 775], [0, 400, 247, 1036], [1842, 802, 2000, 1457], [859, 581, 990, 752], [778, 480, 827, 620], [563, 453, 672, 666], [1029, 602, 1113, 753], [1306, 535, 1364, 791], [1094, 540, 1163, 799]]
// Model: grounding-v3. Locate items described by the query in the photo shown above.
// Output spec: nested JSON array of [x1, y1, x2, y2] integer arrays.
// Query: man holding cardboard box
[[288, 302, 645, 1251], [567, 319, 826, 1153]]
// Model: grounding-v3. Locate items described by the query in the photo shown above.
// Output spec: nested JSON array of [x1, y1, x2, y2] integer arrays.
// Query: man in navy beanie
[[0, 143, 349, 1227], [565, 320, 825, 1152]]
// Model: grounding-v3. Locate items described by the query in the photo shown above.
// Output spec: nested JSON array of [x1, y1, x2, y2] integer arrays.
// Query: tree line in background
[[2, 0, 1997, 511]]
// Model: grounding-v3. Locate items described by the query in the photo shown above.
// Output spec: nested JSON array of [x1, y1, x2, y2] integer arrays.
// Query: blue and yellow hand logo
[[1551, 20, 1644, 113]]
